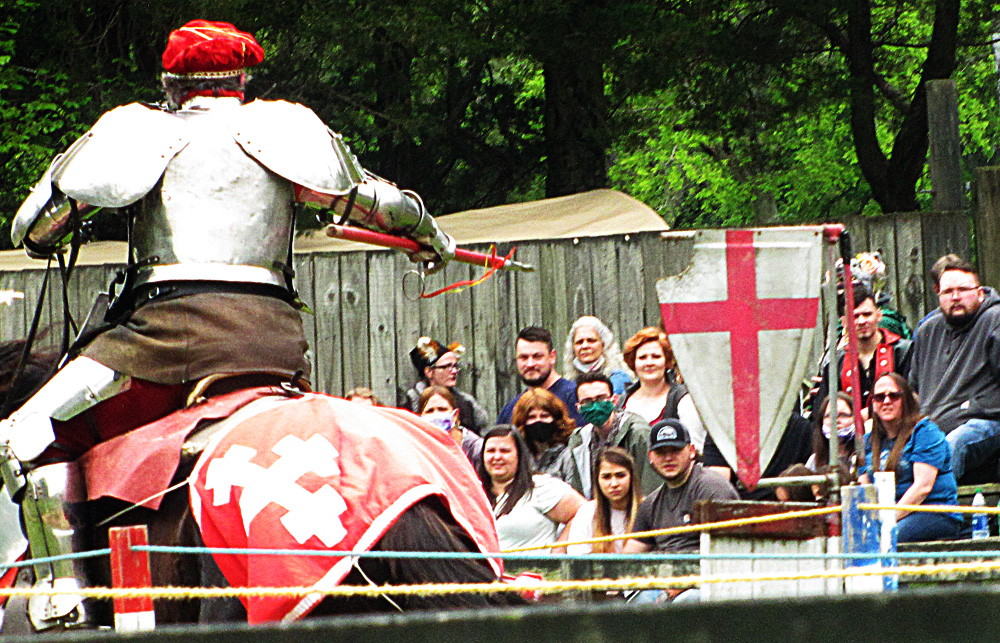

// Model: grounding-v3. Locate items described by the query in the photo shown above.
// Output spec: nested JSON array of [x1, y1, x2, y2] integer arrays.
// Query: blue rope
[[1, 546, 994, 572], [130, 545, 1000, 562], [0, 549, 112, 572]]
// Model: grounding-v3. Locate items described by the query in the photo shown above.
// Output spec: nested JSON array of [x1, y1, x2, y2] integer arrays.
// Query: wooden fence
[[0, 212, 973, 419]]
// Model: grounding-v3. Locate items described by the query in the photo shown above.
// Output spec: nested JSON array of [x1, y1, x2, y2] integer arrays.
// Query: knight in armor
[[0, 20, 455, 630]]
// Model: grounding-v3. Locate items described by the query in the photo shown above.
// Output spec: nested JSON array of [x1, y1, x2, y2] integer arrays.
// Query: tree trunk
[[372, 32, 418, 188], [542, 50, 609, 197], [845, 0, 960, 213]]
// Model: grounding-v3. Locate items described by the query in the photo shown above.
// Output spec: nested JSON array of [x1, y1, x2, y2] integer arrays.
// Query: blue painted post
[[841, 484, 884, 593]]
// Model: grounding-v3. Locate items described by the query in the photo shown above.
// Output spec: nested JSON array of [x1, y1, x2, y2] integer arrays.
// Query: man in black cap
[[624, 418, 738, 603], [625, 419, 738, 553]]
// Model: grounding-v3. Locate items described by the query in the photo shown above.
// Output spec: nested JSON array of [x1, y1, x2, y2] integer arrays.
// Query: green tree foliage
[[610, 0, 1000, 227], [1, 0, 999, 248]]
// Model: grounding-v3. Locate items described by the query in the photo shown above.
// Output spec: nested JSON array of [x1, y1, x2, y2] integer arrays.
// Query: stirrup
[[28, 577, 92, 631], [19, 463, 94, 631]]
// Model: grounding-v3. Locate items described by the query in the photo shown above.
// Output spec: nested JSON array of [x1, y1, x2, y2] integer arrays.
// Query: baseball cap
[[649, 418, 691, 450]]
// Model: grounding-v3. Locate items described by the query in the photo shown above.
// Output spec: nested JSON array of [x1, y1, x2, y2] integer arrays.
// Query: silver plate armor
[[12, 104, 190, 249], [15, 96, 454, 280], [231, 100, 364, 196], [131, 98, 300, 288]]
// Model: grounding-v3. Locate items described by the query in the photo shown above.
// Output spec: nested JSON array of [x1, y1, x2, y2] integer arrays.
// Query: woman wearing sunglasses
[[861, 373, 961, 542]]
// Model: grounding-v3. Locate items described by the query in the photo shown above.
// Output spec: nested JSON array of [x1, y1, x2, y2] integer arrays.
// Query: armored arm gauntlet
[[13, 190, 96, 258], [327, 172, 456, 266]]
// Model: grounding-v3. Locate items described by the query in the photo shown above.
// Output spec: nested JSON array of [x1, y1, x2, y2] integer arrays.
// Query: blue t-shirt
[[608, 369, 633, 396], [497, 377, 586, 426], [863, 417, 959, 519]]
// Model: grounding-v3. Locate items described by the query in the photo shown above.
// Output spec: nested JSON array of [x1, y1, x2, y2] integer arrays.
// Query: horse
[[0, 354, 516, 632]]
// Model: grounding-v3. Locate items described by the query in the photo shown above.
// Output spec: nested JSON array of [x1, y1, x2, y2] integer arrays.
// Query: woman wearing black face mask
[[511, 388, 577, 476]]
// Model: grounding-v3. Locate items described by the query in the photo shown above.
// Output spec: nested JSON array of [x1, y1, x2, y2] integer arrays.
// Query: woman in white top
[[478, 426, 584, 551], [557, 446, 640, 554], [619, 327, 706, 452]]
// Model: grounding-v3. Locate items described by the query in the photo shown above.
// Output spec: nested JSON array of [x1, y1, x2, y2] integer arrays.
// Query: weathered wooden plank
[[39, 267, 62, 352], [0, 271, 28, 342], [842, 216, 869, 252], [338, 252, 371, 396], [645, 231, 696, 329], [468, 244, 500, 421], [865, 215, 899, 312], [926, 80, 965, 212], [538, 241, 570, 350], [417, 263, 447, 356], [312, 252, 343, 395], [701, 534, 754, 601], [974, 167, 1000, 290], [442, 257, 477, 404], [493, 244, 520, 414], [753, 539, 804, 598], [367, 251, 398, 405], [589, 236, 620, 342], [895, 213, 926, 327], [564, 238, 595, 329], [513, 243, 543, 330], [393, 254, 423, 407], [292, 253, 317, 387], [616, 233, 646, 344], [921, 211, 971, 311]]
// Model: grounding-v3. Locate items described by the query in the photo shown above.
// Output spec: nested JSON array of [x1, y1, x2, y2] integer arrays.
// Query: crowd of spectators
[[339, 254, 1000, 603]]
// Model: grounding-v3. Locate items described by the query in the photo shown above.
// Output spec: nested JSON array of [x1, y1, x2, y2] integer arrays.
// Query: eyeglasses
[[431, 363, 460, 372], [578, 394, 612, 407], [939, 286, 980, 298], [872, 391, 903, 404]]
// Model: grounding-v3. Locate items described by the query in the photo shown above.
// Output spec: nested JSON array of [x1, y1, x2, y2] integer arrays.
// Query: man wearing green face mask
[[556, 372, 661, 498]]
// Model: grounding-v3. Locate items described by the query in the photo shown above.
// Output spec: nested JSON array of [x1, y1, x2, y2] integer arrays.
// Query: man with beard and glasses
[[556, 372, 659, 498], [910, 256, 1000, 482], [623, 419, 738, 604], [497, 326, 585, 426]]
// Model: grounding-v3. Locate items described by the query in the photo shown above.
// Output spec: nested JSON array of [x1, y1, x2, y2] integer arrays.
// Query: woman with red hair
[[619, 327, 705, 451]]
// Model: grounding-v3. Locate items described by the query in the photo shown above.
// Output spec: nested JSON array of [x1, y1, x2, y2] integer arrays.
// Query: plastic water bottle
[[971, 489, 989, 539]]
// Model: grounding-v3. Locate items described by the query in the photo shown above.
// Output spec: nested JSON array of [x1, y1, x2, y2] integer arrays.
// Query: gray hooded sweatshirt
[[909, 287, 1000, 432]]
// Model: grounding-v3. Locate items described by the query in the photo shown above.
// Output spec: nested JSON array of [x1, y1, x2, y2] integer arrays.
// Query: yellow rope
[[503, 505, 842, 553], [859, 503, 1000, 515], [8, 559, 1000, 601], [510, 500, 1000, 553]]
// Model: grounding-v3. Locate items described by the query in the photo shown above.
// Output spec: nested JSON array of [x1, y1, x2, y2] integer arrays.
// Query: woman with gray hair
[[563, 316, 634, 395]]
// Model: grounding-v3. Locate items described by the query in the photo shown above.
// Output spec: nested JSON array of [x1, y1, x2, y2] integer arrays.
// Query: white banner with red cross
[[657, 227, 823, 489]]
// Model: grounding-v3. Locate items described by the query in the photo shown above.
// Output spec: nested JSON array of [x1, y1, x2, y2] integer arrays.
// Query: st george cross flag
[[657, 227, 823, 489]]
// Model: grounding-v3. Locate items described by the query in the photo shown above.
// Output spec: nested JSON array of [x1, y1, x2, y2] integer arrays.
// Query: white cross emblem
[[203, 434, 348, 547]]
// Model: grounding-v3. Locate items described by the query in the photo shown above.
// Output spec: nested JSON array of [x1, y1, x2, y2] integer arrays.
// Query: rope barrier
[[4, 559, 1000, 601], [503, 505, 843, 552], [130, 545, 1000, 562], [859, 503, 1000, 515], [0, 549, 111, 573]]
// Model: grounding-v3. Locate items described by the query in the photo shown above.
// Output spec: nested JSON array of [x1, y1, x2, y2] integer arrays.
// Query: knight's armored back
[[132, 104, 296, 289]]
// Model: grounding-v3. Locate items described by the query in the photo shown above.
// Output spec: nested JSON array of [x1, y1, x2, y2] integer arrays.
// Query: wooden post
[[920, 211, 971, 310], [109, 525, 155, 632], [926, 79, 965, 212], [974, 167, 1000, 290]]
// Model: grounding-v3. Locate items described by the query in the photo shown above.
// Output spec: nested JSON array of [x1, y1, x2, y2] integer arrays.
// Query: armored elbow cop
[[333, 174, 456, 263]]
